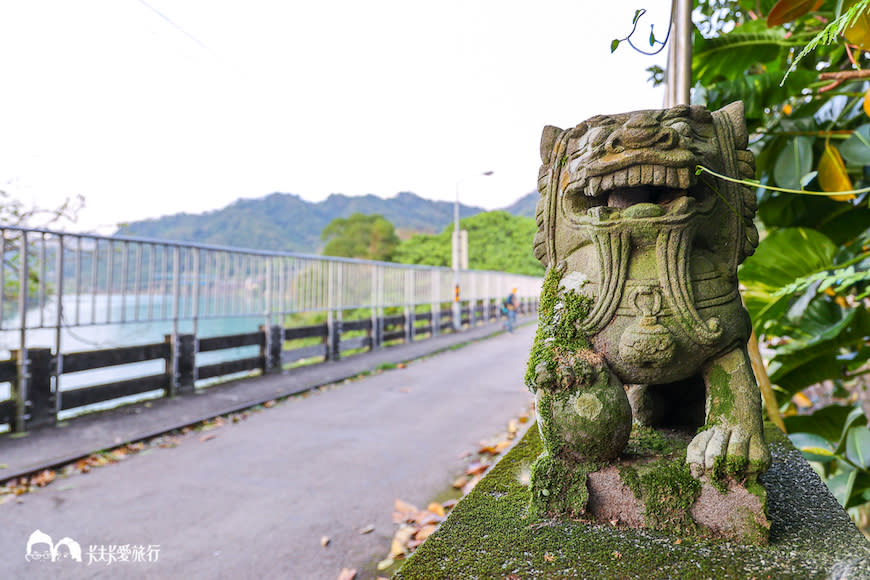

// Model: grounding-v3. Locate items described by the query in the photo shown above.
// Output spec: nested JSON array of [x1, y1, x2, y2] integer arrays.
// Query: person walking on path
[[503, 288, 518, 333]]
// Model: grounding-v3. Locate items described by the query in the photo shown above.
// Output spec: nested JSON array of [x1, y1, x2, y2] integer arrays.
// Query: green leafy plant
[[620, 0, 870, 529], [693, 0, 870, 528]]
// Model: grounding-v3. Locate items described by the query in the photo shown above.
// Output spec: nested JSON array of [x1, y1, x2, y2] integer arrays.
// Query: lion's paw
[[686, 425, 770, 477]]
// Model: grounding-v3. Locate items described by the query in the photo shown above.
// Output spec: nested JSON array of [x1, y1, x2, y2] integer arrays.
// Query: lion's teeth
[[613, 169, 628, 188], [628, 166, 642, 187], [678, 167, 691, 189], [653, 165, 666, 186], [641, 164, 654, 185], [601, 174, 613, 192], [587, 176, 602, 196], [666, 167, 679, 188]]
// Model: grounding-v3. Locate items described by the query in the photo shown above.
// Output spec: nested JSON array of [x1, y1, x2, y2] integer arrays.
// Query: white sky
[[0, 1, 668, 233]]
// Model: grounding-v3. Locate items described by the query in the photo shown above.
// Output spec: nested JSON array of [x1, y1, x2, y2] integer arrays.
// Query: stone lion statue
[[527, 102, 770, 508]]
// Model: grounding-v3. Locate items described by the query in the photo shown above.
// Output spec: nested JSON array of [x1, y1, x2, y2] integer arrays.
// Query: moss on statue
[[639, 459, 702, 534], [529, 454, 598, 518], [395, 422, 870, 579]]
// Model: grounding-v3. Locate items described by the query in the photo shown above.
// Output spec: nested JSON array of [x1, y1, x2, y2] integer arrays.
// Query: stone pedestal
[[395, 424, 870, 579]]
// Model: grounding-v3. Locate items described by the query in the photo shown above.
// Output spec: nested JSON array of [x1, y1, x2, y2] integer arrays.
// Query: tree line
[[319, 210, 545, 277]]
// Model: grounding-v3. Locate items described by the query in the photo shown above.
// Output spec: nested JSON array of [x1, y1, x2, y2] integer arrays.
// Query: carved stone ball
[[536, 359, 632, 462]]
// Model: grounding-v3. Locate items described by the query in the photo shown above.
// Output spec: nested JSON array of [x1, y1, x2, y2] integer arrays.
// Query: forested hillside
[[115, 191, 509, 253]]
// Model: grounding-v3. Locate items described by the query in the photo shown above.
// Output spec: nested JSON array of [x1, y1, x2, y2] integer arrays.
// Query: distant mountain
[[115, 191, 533, 253], [502, 191, 537, 218]]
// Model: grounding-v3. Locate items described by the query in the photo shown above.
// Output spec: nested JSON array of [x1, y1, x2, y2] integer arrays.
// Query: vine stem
[[695, 165, 870, 197]]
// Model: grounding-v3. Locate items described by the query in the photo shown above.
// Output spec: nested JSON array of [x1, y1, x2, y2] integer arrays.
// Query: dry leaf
[[359, 524, 375, 535], [393, 499, 418, 520], [337, 568, 357, 580], [451, 475, 467, 489], [321, 535, 330, 547], [199, 434, 217, 442], [544, 552, 555, 562], [264, 400, 276, 408], [31, 470, 56, 487], [377, 558, 394, 571], [495, 440, 512, 453], [507, 419, 518, 434], [518, 414, 529, 424], [466, 462, 489, 476], [396, 363, 406, 369], [413, 511, 441, 526], [864, 88, 870, 118], [442, 499, 458, 511], [415, 524, 438, 541], [426, 502, 445, 517], [478, 443, 498, 455], [389, 526, 416, 558], [818, 142, 855, 201]]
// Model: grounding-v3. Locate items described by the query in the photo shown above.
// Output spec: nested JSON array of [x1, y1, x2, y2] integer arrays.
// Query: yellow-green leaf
[[843, 1, 870, 50], [818, 142, 856, 201], [864, 88, 870, 118]]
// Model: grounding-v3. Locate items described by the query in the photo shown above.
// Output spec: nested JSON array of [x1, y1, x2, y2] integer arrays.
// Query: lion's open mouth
[[563, 163, 713, 220]]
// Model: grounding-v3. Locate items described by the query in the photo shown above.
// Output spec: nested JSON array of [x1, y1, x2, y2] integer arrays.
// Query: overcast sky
[[0, 1, 668, 233]]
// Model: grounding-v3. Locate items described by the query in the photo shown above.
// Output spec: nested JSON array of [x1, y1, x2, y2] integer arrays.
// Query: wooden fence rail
[[0, 301, 537, 433]]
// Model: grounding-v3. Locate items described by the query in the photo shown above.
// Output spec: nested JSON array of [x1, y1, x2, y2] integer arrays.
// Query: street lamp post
[[453, 170, 493, 332]]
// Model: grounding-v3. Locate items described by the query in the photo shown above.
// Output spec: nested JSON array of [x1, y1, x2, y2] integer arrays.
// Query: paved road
[[0, 324, 536, 580]]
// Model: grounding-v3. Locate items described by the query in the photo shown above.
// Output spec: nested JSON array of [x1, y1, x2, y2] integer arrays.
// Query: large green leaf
[[784, 403, 868, 445], [840, 124, 870, 166], [768, 307, 870, 397], [703, 70, 817, 123], [693, 20, 795, 84], [740, 227, 837, 332], [846, 425, 870, 469], [827, 469, 858, 507], [787, 432, 837, 463], [773, 136, 814, 190], [757, 194, 870, 245]]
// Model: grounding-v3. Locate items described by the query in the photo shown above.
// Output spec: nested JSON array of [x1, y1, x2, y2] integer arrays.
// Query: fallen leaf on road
[[264, 400, 277, 408], [399, 387, 411, 393], [359, 524, 375, 534], [426, 502, 445, 517], [451, 475, 467, 489], [376, 558, 394, 571], [396, 363, 406, 369], [413, 510, 441, 526], [508, 419, 518, 435], [31, 470, 55, 487], [389, 525, 416, 558], [466, 462, 489, 476], [0, 464, 8, 469], [199, 434, 217, 442], [441, 499, 458, 511], [415, 524, 437, 541], [393, 498, 418, 522], [320, 535, 330, 547], [337, 567, 357, 580]]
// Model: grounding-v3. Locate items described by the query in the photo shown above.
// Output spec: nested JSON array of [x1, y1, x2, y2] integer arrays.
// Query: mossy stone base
[[395, 424, 870, 579], [529, 426, 767, 543]]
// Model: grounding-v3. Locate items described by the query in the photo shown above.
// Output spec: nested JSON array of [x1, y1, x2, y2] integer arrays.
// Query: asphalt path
[[0, 324, 536, 580]]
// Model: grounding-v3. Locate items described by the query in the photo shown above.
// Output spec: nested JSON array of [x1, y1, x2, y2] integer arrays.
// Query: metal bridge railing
[[0, 225, 542, 431]]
